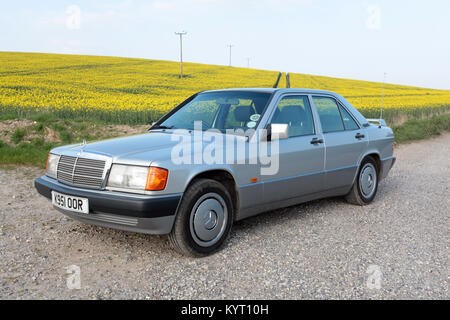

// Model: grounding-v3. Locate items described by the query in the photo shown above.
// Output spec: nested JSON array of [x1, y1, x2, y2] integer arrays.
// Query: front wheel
[[345, 156, 379, 205], [168, 179, 234, 257]]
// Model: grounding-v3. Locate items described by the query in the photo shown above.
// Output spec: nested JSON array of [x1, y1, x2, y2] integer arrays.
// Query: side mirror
[[269, 123, 289, 141]]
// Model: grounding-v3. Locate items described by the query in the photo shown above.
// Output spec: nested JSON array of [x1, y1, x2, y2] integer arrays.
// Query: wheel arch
[[352, 151, 382, 185], [183, 169, 240, 220]]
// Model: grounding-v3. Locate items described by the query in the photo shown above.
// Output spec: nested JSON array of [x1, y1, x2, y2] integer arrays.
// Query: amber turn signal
[[145, 167, 169, 191], [45, 154, 50, 171]]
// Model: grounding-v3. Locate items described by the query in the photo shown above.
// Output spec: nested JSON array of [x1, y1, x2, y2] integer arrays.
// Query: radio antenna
[[380, 72, 387, 120]]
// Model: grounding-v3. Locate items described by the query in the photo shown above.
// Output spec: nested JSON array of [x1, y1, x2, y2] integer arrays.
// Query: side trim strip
[[255, 164, 357, 186]]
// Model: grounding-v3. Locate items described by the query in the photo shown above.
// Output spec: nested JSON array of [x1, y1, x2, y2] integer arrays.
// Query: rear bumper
[[380, 156, 396, 180], [34, 176, 182, 234]]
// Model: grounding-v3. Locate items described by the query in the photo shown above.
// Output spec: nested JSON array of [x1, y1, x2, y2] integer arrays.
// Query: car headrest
[[234, 106, 254, 122], [276, 105, 306, 124]]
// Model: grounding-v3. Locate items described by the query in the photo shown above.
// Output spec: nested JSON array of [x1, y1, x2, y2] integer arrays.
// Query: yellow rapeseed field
[[0, 52, 278, 123], [1, 52, 449, 125], [288, 73, 450, 124]]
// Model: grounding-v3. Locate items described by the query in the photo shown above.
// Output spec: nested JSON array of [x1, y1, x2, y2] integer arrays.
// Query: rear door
[[261, 94, 325, 203], [311, 95, 368, 190]]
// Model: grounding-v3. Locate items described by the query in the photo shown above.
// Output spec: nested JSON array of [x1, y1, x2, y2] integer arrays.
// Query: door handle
[[355, 133, 365, 139], [310, 138, 324, 145]]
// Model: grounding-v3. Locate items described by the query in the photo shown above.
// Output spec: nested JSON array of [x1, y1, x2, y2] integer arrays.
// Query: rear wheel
[[168, 179, 233, 257], [345, 156, 379, 205]]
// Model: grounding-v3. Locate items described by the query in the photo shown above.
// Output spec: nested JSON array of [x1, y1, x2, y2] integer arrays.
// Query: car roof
[[202, 88, 338, 95]]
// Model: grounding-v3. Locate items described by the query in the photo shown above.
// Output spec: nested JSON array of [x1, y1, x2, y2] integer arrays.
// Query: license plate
[[51, 191, 89, 214]]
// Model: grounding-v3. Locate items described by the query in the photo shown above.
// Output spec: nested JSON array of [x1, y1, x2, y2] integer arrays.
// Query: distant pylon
[[175, 31, 187, 78]]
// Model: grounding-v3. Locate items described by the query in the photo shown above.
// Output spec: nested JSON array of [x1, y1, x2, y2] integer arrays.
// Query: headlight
[[107, 165, 168, 191], [45, 153, 60, 178]]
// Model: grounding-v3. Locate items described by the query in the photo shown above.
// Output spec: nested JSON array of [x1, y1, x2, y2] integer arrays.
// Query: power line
[[175, 31, 187, 78]]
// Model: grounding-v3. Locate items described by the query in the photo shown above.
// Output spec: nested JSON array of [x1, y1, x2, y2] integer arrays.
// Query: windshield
[[156, 91, 272, 131]]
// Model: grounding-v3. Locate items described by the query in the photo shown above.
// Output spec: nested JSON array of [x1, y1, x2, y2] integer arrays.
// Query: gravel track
[[0, 134, 449, 299]]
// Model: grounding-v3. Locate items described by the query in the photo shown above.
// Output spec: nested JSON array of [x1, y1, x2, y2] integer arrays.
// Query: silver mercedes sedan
[[35, 89, 396, 256]]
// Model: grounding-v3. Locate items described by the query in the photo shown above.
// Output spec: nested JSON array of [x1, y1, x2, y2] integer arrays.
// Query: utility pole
[[175, 31, 187, 78], [227, 44, 234, 67], [246, 57, 250, 68], [381, 72, 387, 120]]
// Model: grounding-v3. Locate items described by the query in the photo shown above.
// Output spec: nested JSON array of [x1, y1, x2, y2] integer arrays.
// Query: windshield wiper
[[149, 125, 176, 130]]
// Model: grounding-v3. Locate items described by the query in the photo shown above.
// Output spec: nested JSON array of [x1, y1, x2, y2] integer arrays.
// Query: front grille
[[57, 155, 106, 189]]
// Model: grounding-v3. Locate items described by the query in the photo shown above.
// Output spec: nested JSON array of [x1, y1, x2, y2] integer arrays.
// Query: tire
[[168, 178, 234, 257], [345, 156, 379, 206]]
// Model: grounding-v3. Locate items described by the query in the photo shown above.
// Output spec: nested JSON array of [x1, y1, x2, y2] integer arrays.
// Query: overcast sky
[[1, 0, 449, 90]]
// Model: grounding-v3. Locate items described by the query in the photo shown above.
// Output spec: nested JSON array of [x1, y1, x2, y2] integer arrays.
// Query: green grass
[[0, 140, 56, 167], [393, 113, 450, 143], [0, 115, 147, 167], [11, 128, 26, 144]]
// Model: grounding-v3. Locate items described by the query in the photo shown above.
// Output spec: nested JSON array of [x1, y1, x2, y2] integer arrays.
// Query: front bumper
[[35, 176, 182, 235]]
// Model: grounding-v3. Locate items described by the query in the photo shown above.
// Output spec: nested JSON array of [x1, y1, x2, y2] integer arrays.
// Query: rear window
[[339, 104, 360, 130]]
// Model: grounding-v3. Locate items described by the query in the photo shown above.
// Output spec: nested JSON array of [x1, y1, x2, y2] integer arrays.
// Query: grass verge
[[0, 140, 56, 167], [0, 114, 148, 167], [393, 114, 450, 144]]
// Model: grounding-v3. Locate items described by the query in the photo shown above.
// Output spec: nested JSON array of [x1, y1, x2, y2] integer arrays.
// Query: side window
[[339, 104, 360, 130], [270, 95, 315, 137], [312, 96, 344, 133]]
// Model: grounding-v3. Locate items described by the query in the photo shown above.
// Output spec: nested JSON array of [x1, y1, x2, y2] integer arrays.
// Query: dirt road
[[0, 134, 449, 299]]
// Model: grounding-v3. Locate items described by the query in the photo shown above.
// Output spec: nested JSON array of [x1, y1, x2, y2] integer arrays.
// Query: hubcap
[[204, 210, 218, 230], [359, 163, 377, 198], [190, 193, 228, 247]]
